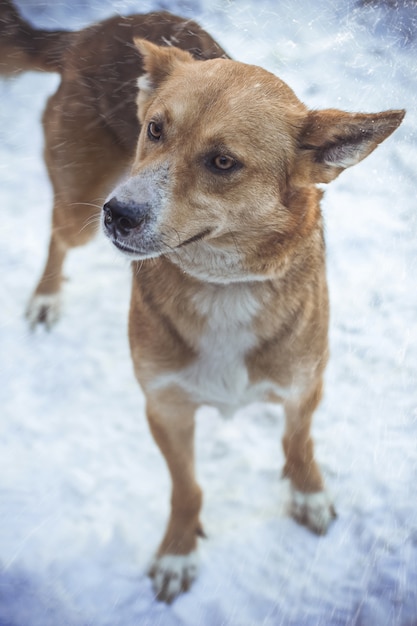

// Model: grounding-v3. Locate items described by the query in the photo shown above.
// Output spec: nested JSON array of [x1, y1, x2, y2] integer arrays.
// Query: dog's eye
[[212, 155, 236, 170], [147, 121, 163, 141]]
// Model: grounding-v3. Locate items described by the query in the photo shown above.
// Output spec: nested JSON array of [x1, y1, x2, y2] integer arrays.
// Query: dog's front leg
[[282, 380, 336, 535], [145, 393, 203, 603]]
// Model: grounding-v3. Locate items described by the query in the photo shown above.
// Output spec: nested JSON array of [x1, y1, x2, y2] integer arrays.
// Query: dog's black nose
[[103, 197, 149, 237]]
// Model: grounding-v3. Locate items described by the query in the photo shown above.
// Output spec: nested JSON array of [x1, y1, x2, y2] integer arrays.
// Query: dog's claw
[[25, 293, 61, 330], [149, 551, 199, 603]]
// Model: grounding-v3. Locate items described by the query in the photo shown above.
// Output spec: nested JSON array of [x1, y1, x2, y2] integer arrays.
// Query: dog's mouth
[[110, 227, 213, 259], [112, 239, 146, 257], [175, 228, 213, 248], [108, 234, 165, 261]]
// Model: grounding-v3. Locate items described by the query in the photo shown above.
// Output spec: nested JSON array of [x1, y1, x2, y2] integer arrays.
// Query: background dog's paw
[[26, 293, 61, 330], [289, 488, 336, 535], [149, 551, 199, 603]]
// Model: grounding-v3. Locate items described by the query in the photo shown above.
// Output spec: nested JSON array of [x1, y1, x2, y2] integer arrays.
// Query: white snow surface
[[1, 1, 416, 624]]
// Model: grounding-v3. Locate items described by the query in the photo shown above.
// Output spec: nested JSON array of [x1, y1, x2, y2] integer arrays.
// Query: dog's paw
[[26, 293, 61, 330], [289, 488, 336, 535], [149, 551, 199, 603]]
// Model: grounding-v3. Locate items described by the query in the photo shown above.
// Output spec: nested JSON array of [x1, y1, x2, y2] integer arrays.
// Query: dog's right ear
[[134, 39, 194, 120]]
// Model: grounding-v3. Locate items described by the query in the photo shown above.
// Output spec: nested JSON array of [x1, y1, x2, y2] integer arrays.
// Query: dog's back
[[0, 2, 228, 153], [57, 12, 229, 153]]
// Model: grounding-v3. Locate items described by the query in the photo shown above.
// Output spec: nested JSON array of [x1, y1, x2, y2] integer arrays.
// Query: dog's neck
[[166, 239, 269, 284]]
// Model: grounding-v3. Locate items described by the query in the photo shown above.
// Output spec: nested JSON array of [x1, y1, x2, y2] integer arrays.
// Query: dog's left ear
[[295, 108, 405, 185], [134, 38, 194, 120]]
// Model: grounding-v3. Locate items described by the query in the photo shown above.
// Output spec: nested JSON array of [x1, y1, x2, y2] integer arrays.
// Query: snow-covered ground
[[0, 1, 416, 624]]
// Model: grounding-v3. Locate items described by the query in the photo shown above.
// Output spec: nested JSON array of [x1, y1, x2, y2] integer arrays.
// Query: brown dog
[[0, 0, 228, 327], [1, 1, 404, 604], [102, 41, 404, 600]]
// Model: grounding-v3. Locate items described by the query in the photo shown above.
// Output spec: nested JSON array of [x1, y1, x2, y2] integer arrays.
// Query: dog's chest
[[152, 284, 266, 415], [187, 286, 259, 414]]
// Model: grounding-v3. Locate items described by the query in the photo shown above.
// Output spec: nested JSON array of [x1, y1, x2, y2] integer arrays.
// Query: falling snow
[[0, 0, 416, 624]]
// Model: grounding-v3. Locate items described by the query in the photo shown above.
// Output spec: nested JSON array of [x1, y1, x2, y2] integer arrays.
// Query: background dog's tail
[[0, 0, 73, 75]]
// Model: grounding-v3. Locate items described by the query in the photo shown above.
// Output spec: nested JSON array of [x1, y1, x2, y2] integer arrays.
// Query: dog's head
[[103, 40, 404, 283]]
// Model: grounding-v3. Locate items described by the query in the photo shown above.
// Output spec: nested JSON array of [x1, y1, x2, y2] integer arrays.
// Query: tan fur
[[2, 2, 405, 603]]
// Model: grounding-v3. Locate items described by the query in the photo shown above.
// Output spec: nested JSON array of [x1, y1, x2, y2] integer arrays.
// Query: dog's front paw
[[289, 488, 336, 535], [149, 551, 199, 603], [26, 293, 61, 330]]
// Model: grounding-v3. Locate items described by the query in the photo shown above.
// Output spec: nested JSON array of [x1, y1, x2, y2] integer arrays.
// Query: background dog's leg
[[282, 380, 336, 534], [25, 195, 103, 329], [146, 395, 203, 603], [26, 228, 67, 329], [26, 87, 131, 329]]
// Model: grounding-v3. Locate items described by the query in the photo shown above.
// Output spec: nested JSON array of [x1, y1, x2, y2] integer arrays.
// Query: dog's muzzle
[[103, 197, 150, 239]]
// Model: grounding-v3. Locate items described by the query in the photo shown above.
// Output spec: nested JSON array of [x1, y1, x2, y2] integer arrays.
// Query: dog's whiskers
[[69, 201, 104, 210], [227, 229, 242, 256], [133, 259, 144, 277], [159, 228, 197, 270], [78, 213, 102, 235]]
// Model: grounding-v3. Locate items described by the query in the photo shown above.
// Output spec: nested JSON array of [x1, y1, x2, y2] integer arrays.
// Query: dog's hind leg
[[145, 391, 204, 603], [282, 380, 336, 534], [25, 194, 106, 329], [26, 228, 68, 329], [26, 87, 131, 329]]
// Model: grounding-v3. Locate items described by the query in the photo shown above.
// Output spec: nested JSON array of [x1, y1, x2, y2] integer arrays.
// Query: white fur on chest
[[150, 283, 289, 415], [188, 284, 259, 414]]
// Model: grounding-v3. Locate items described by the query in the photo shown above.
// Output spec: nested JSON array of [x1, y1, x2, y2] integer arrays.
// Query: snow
[[1, 0, 416, 624]]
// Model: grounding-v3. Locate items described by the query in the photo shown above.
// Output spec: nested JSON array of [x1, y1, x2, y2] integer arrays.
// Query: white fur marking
[[150, 283, 296, 415], [290, 488, 335, 535], [151, 551, 199, 602], [137, 74, 152, 93], [151, 284, 259, 414], [190, 284, 259, 412], [26, 293, 61, 330]]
